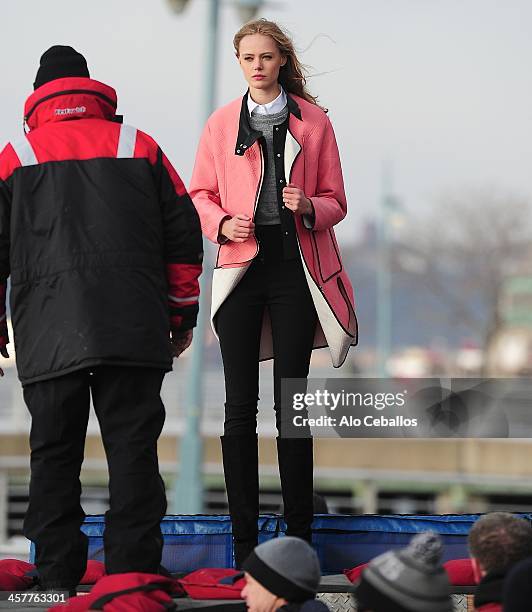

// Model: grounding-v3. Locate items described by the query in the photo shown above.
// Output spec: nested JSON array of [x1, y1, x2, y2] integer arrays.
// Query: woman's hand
[[282, 184, 313, 216], [221, 214, 255, 242]]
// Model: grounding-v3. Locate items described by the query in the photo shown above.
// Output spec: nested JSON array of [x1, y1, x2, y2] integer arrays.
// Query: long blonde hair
[[233, 19, 319, 107]]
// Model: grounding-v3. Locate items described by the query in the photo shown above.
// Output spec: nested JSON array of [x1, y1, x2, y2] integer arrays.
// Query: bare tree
[[398, 186, 532, 370]]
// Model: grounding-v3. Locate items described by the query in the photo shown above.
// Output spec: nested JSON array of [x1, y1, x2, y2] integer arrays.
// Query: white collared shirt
[[247, 86, 287, 116]]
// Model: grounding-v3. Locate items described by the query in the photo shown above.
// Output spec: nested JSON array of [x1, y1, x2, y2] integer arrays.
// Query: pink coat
[[189, 93, 358, 366]]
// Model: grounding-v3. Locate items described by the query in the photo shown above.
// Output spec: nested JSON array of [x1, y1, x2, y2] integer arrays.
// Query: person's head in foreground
[[240, 536, 327, 612], [353, 531, 452, 612], [468, 512, 532, 582]]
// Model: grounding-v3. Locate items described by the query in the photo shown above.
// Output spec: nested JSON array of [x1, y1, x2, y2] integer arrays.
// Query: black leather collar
[[234, 90, 302, 156], [286, 92, 302, 120]]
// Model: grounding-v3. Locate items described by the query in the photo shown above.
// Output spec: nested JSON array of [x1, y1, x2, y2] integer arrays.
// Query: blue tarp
[[75, 515, 280, 571], [29, 513, 532, 575]]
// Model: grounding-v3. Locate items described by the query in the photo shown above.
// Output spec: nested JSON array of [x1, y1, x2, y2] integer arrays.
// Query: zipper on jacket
[[25, 89, 117, 123], [252, 141, 265, 222], [250, 140, 265, 260]]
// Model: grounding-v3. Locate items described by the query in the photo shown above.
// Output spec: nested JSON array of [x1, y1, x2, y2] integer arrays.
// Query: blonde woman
[[190, 19, 357, 568]]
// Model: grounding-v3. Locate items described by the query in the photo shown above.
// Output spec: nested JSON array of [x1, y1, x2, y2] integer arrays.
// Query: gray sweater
[[249, 106, 289, 225]]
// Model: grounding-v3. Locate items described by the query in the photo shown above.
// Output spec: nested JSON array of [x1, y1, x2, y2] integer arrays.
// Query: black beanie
[[34, 45, 90, 90], [242, 537, 321, 603]]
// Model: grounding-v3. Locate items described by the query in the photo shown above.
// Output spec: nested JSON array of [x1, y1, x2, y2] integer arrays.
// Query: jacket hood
[[24, 76, 117, 131]]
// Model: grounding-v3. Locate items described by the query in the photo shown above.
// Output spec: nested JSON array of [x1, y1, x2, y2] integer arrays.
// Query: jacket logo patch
[[54, 106, 87, 116]]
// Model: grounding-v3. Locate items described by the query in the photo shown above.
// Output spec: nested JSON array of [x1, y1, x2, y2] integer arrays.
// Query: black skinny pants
[[23, 366, 167, 589], [216, 226, 318, 436]]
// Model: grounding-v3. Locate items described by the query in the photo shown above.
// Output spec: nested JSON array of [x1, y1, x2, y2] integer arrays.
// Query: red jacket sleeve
[[154, 146, 203, 332], [0, 143, 19, 348]]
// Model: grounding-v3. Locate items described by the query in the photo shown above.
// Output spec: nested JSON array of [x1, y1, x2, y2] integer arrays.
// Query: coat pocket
[[311, 228, 342, 283]]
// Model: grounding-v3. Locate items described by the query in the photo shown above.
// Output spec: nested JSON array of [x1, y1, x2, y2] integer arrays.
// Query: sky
[[1, 0, 531, 245]]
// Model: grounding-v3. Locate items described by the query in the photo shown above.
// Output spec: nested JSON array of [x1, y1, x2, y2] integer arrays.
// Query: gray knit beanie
[[354, 531, 452, 612], [242, 537, 321, 602]]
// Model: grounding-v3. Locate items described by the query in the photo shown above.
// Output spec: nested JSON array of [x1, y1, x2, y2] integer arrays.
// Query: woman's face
[[237, 33, 286, 92]]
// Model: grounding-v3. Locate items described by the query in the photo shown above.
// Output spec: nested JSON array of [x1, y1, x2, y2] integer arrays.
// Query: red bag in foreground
[[0, 559, 36, 591], [443, 558, 475, 586], [50, 573, 184, 611], [0, 558, 106, 592], [80, 560, 106, 585], [343, 562, 368, 584], [178, 568, 245, 599], [344, 558, 475, 587]]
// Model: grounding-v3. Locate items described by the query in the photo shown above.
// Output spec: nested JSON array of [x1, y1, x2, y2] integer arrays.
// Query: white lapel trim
[[284, 129, 301, 184]]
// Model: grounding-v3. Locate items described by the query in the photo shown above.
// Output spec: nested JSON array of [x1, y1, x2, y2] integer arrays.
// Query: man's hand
[[170, 329, 193, 358], [0, 346, 9, 378], [220, 214, 255, 242], [282, 184, 313, 216]]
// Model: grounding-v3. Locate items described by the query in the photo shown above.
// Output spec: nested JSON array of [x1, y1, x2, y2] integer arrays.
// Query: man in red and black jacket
[[0, 46, 203, 592]]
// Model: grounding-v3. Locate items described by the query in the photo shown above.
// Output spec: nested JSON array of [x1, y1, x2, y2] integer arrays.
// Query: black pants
[[23, 366, 167, 589], [216, 226, 318, 435], [216, 227, 317, 560]]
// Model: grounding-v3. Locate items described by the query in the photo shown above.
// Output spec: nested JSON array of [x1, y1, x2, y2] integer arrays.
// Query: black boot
[[220, 435, 259, 568], [276, 437, 314, 543]]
